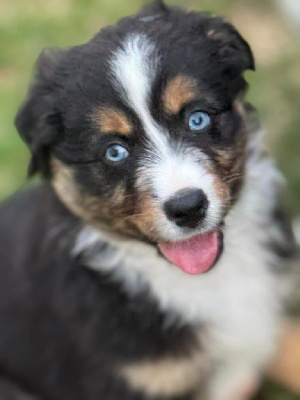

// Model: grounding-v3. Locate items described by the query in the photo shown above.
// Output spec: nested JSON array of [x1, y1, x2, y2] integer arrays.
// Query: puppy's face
[[15, 3, 254, 273]]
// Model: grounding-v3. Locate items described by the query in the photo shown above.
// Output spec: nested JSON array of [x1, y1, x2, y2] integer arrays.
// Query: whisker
[[222, 174, 243, 183], [119, 213, 144, 222]]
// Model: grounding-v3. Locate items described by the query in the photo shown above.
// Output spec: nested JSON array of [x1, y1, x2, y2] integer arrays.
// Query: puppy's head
[[15, 2, 254, 274]]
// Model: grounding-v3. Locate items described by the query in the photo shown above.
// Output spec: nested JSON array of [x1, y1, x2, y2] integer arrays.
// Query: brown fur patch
[[212, 173, 231, 209], [120, 351, 206, 397], [129, 192, 163, 241], [212, 103, 248, 203], [51, 158, 169, 242], [162, 75, 197, 114], [213, 144, 246, 204], [51, 158, 140, 238], [93, 107, 132, 135]]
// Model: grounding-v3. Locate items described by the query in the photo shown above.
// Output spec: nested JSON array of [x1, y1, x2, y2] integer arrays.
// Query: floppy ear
[[15, 48, 66, 177], [205, 17, 255, 77]]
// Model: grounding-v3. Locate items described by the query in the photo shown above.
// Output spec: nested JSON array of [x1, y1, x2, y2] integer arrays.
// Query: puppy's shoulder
[[0, 183, 55, 223], [0, 183, 79, 271]]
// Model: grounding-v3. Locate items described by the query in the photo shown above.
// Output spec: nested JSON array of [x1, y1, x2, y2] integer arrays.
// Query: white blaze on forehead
[[110, 33, 167, 152], [110, 34, 156, 113]]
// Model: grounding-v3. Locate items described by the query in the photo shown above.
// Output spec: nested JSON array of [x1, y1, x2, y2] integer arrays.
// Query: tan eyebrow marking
[[162, 75, 197, 114], [93, 107, 132, 136]]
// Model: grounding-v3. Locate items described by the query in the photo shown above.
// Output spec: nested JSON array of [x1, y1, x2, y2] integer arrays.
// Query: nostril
[[164, 188, 209, 228]]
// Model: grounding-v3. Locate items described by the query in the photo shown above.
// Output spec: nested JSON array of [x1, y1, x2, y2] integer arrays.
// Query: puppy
[[0, 2, 296, 399]]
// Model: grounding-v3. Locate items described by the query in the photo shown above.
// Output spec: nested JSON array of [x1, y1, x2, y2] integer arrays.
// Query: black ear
[[14, 48, 66, 177], [205, 17, 255, 76]]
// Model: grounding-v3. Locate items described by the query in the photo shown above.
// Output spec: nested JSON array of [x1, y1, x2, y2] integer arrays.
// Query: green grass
[[0, 1, 299, 398]]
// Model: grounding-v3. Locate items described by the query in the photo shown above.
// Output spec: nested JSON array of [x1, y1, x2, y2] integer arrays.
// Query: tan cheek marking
[[120, 352, 205, 397], [129, 193, 164, 242], [212, 147, 246, 205], [51, 157, 90, 220], [50, 158, 111, 226], [212, 103, 248, 200], [212, 173, 231, 207], [93, 107, 132, 136], [50, 158, 140, 237], [163, 75, 197, 114]]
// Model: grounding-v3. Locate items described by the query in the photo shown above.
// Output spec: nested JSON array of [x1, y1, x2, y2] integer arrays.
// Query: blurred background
[[0, 0, 299, 398]]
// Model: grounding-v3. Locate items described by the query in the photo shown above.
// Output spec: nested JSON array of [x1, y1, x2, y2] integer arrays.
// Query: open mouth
[[158, 230, 223, 275]]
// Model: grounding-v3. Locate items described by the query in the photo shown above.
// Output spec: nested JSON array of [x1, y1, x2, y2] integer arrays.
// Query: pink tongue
[[158, 231, 219, 275]]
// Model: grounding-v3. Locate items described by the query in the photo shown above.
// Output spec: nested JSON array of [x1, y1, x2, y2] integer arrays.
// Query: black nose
[[164, 188, 209, 228]]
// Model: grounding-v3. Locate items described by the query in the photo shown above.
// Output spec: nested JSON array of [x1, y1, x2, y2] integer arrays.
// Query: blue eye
[[105, 144, 129, 163], [188, 111, 211, 131]]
